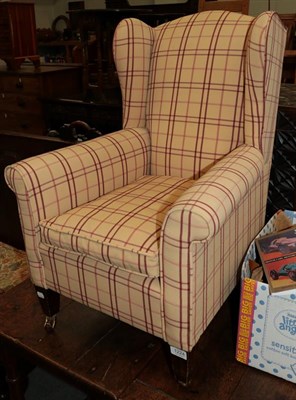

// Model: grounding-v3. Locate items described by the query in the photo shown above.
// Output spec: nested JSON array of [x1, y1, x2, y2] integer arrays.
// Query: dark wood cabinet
[[0, 65, 83, 135]]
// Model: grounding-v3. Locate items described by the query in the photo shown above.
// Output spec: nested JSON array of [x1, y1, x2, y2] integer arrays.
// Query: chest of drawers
[[0, 65, 82, 135]]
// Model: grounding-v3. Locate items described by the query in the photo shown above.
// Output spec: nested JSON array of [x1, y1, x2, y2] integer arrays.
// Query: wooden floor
[[0, 279, 295, 400]]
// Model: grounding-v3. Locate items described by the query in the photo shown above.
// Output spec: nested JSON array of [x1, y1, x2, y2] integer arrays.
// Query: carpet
[[0, 241, 30, 294]]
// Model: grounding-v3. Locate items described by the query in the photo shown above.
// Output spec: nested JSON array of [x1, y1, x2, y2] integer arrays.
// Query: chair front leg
[[34, 286, 60, 332], [167, 344, 194, 387]]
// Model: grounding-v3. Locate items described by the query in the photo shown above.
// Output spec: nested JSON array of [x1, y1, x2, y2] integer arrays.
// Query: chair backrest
[[198, 0, 249, 14], [113, 11, 286, 179]]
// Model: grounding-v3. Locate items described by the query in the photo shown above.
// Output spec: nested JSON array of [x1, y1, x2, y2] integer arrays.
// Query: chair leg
[[34, 286, 60, 332], [167, 345, 193, 387]]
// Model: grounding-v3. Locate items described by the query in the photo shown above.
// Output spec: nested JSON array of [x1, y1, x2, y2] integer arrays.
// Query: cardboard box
[[236, 210, 296, 384]]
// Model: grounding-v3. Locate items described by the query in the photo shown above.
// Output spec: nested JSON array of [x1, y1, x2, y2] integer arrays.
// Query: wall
[[35, 0, 55, 28]]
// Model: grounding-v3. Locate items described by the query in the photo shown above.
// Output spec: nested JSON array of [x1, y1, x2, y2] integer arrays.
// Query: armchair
[[5, 10, 286, 385]]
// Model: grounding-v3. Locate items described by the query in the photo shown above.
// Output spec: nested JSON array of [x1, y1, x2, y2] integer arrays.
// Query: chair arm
[[162, 144, 264, 241], [4, 127, 150, 286], [160, 144, 264, 350]]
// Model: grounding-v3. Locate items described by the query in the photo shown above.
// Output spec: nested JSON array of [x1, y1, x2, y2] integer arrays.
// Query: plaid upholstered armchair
[[5, 10, 286, 385]]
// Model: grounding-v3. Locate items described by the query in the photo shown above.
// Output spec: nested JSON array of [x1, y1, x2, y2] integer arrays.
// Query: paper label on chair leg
[[170, 346, 187, 360]]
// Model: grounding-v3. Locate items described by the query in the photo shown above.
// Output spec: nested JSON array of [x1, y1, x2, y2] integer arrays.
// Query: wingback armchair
[[5, 10, 286, 385]]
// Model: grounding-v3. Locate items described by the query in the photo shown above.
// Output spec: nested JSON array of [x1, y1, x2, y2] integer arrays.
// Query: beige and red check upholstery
[[5, 11, 286, 352]]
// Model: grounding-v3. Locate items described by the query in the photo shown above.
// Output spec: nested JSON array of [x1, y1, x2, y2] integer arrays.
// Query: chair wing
[[114, 11, 285, 179]]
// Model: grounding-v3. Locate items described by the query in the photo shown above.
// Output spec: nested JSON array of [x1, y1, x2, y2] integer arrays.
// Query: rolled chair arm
[[163, 144, 264, 241], [160, 144, 264, 350], [4, 127, 150, 286]]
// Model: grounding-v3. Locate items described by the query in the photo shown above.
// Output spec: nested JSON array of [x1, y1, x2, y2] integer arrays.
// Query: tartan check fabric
[[5, 11, 286, 352], [39, 175, 194, 277], [40, 246, 163, 338], [148, 11, 252, 178]]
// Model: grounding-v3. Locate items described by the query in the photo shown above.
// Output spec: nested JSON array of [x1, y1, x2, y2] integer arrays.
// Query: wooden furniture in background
[[69, 5, 196, 102], [279, 13, 296, 50], [104, 0, 198, 13], [0, 65, 82, 136], [283, 51, 296, 84], [279, 14, 296, 84], [43, 97, 122, 135], [0, 2, 40, 70], [198, 0, 249, 14], [266, 84, 296, 220], [70, 8, 146, 101], [37, 40, 82, 63]]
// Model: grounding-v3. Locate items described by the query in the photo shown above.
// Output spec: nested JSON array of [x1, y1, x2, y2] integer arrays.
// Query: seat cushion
[[39, 175, 194, 277]]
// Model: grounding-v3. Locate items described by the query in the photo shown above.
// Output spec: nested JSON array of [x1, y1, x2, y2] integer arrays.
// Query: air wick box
[[236, 210, 296, 383]]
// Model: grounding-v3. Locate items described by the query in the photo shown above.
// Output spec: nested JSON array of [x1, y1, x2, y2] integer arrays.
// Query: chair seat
[[39, 175, 194, 277]]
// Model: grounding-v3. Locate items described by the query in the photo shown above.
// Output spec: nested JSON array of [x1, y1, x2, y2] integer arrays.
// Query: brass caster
[[44, 315, 57, 332]]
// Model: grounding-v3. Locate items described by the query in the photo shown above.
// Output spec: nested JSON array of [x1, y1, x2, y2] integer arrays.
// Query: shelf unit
[[38, 40, 82, 63]]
